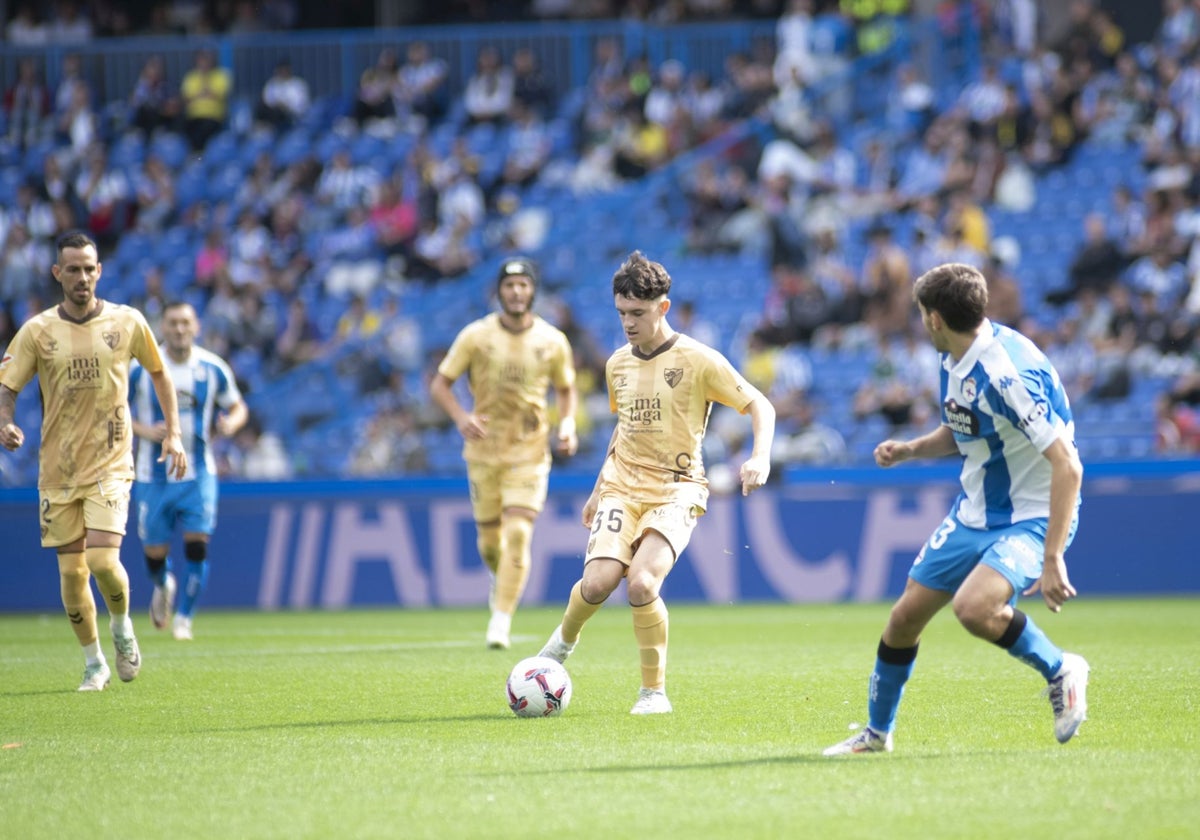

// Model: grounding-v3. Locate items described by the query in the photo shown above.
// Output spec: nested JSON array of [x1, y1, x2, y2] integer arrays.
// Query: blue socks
[[177, 561, 209, 619], [867, 640, 918, 734], [995, 609, 1063, 681]]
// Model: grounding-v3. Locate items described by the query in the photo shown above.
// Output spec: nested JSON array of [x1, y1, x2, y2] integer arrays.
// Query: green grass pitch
[[2, 599, 1197, 839]]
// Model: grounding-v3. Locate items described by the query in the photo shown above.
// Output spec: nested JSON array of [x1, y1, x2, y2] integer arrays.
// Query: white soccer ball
[[506, 656, 572, 718]]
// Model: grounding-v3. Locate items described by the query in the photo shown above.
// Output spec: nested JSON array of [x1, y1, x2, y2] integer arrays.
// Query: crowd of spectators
[[4, 1, 1200, 483]]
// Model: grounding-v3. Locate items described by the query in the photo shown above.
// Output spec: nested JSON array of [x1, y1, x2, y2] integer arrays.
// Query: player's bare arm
[[216, 399, 249, 437], [875, 424, 957, 467], [148, 368, 189, 479], [739, 393, 776, 496], [430, 372, 488, 440], [132, 419, 168, 442], [0, 385, 23, 451], [1024, 437, 1084, 612], [555, 383, 578, 457]]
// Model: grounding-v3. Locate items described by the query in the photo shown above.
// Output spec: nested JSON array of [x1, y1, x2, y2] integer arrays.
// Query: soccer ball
[[506, 656, 572, 718]]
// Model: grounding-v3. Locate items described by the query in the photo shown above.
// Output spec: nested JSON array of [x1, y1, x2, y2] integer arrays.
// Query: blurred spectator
[[227, 207, 271, 288], [463, 45, 514, 126], [0, 181, 57, 246], [888, 62, 936, 140], [49, 1, 93, 43], [353, 48, 398, 127], [274, 297, 322, 372], [510, 46, 554, 118], [127, 265, 169, 337], [0, 223, 50, 305], [5, 4, 48, 45], [128, 55, 180, 137], [613, 107, 669, 179], [852, 332, 939, 432], [229, 414, 293, 479], [254, 58, 310, 131], [315, 148, 381, 215], [983, 253, 1024, 327], [368, 177, 419, 263], [773, 392, 847, 466], [4, 57, 50, 150], [332, 293, 383, 345], [1047, 212, 1127, 305], [132, 154, 176, 233], [348, 406, 427, 476], [180, 48, 231, 151], [860, 222, 912, 337], [497, 100, 551, 192], [194, 226, 229, 291], [74, 145, 131, 249], [396, 41, 449, 127]]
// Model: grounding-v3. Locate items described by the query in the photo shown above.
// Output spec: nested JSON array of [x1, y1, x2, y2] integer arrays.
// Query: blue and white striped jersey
[[940, 320, 1077, 529], [129, 346, 243, 483]]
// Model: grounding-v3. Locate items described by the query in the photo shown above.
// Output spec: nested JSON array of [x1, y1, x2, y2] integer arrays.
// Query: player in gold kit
[[0, 231, 188, 691], [538, 251, 776, 714], [430, 258, 578, 649]]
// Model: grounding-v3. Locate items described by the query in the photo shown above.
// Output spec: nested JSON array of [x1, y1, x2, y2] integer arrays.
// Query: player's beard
[[501, 297, 530, 318]]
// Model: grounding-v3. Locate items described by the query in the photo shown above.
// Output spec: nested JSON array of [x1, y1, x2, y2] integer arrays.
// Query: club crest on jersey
[[961, 377, 977, 402], [664, 368, 683, 388], [102, 331, 120, 350]]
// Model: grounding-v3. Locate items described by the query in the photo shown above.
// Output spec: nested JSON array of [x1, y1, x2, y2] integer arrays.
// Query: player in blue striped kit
[[129, 302, 247, 640], [824, 262, 1090, 755]]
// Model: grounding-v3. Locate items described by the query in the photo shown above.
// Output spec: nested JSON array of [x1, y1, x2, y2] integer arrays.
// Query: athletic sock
[[995, 609, 1063, 681], [59, 551, 98, 647], [494, 517, 533, 616], [631, 597, 669, 691], [83, 640, 105, 667], [561, 580, 604, 644], [867, 640, 919, 734], [178, 560, 209, 618], [110, 613, 134, 639]]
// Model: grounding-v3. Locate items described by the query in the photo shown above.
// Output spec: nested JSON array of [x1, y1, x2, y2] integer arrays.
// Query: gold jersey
[[438, 312, 575, 467], [0, 301, 164, 489], [599, 333, 762, 510]]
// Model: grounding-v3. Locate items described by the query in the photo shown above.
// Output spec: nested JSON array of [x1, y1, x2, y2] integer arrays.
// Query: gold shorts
[[467, 459, 551, 523], [38, 478, 132, 548], [584, 496, 702, 567]]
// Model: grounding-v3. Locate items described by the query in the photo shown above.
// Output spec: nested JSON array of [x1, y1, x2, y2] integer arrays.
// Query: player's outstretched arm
[[739, 393, 775, 496], [875, 424, 957, 467], [0, 385, 24, 451]]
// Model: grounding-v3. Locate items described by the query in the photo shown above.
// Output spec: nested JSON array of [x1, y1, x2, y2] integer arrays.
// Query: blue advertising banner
[[1, 461, 1197, 613]]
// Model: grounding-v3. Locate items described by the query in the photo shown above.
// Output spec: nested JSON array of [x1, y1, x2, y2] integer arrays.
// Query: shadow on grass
[[0, 688, 81, 698], [194, 713, 512, 733]]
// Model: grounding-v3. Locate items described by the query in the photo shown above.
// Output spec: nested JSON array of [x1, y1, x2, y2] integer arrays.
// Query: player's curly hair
[[913, 262, 988, 333], [612, 251, 671, 301]]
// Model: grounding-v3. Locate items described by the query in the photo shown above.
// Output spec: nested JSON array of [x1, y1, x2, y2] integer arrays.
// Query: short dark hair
[[55, 230, 97, 257], [612, 251, 671, 301], [913, 263, 988, 332], [162, 300, 194, 315]]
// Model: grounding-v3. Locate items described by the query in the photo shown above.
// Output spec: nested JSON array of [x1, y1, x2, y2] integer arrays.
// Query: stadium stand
[[1, 2, 1196, 486]]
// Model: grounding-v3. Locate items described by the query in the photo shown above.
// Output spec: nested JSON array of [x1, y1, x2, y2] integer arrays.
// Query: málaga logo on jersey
[[664, 368, 683, 388], [102, 331, 120, 350]]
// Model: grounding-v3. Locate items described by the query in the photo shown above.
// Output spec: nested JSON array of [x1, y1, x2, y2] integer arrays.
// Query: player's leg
[[541, 496, 639, 661], [487, 509, 535, 649], [466, 463, 505, 646], [826, 513, 972, 755], [489, 460, 551, 648], [136, 481, 177, 630], [626, 529, 676, 715], [970, 521, 1089, 743], [173, 474, 219, 640], [83, 479, 140, 681], [42, 489, 109, 690]]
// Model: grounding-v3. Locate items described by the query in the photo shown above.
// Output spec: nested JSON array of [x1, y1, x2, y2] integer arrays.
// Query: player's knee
[[145, 554, 166, 575], [501, 516, 533, 564], [184, 540, 207, 563], [625, 572, 660, 606], [951, 592, 992, 635]]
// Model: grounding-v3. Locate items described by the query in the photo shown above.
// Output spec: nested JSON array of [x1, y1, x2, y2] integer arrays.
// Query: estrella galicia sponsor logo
[[944, 398, 979, 436], [664, 368, 683, 388]]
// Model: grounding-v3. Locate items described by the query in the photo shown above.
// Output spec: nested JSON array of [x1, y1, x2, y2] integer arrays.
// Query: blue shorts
[[135, 476, 218, 546], [909, 507, 1077, 605]]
